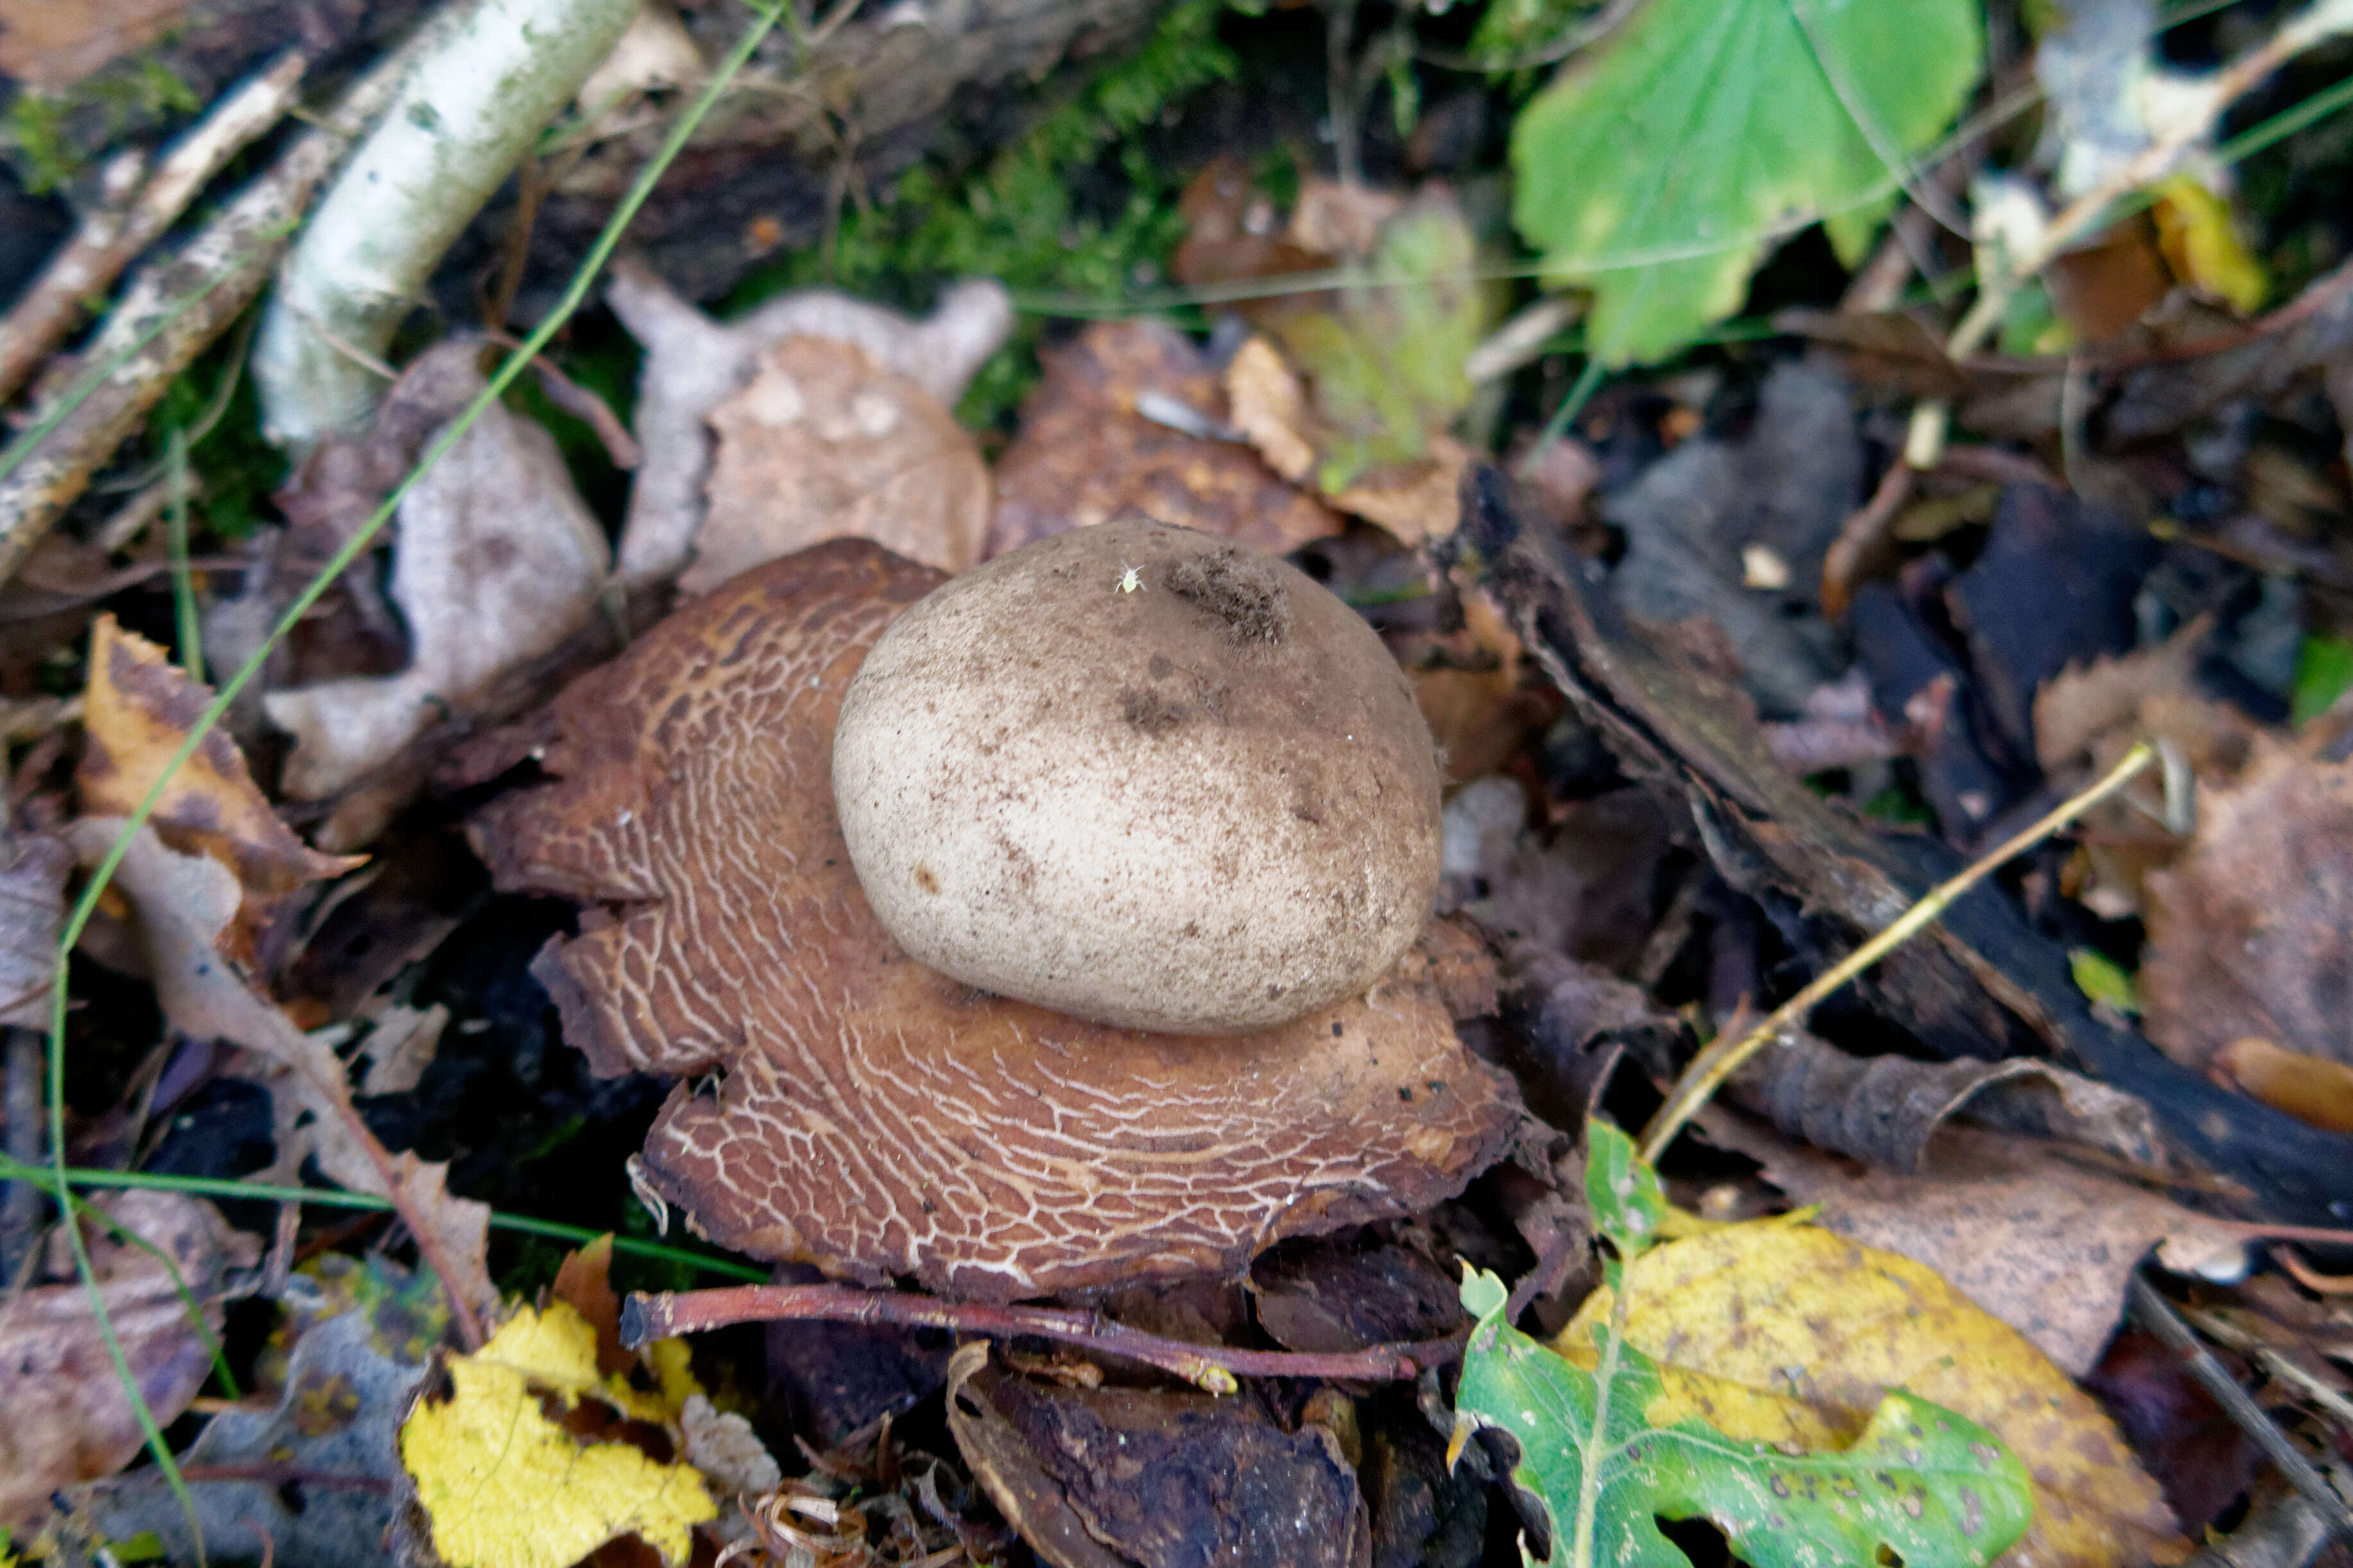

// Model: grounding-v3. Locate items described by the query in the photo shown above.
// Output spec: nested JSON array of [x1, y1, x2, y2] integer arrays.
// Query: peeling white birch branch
[[252, 0, 641, 451]]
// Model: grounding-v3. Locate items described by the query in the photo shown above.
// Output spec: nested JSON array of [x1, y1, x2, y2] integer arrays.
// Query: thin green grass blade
[[0, 1156, 771, 1282]]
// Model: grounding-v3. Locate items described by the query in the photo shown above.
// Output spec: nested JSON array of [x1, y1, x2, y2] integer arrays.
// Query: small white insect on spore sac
[[1115, 563, 1144, 594]]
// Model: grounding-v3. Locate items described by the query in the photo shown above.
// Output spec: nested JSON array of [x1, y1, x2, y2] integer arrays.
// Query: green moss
[[153, 322, 285, 542], [2, 93, 74, 195], [1, 52, 200, 193], [729, 0, 1241, 429]]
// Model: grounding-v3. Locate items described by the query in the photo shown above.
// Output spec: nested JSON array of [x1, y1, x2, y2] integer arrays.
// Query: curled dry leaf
[[59, 819, 501, 1326], [1728, 1028, 2164, 1174], [470, 540, 1518, 1300], [986, 318, 1342, 559], [2142, 747, 2353, 1076], [82, 614, 363, 958], [1226, 336, 1472, 546], [263, 359, 611, 806], [0, 1189, 258, 1529], [605, 257, 1012, 587], [945, 1342, 1369, 1568], [1704, 1114, 2253, 1381], [691, 334, 989, 586], [1558, 1217, 2185, 1568]]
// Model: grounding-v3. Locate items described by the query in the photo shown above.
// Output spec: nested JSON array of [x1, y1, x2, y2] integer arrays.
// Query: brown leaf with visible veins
[[2142, 748, 2353, 1075], [0, 1189, 257, 1528], [692, 335, 990, 588], [471, 540, 1518, 1300], [985, 320, 1341, 559]]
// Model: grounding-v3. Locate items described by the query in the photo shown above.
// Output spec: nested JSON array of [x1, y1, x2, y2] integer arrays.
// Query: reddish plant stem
[[624, 1284, 1464, 1389]]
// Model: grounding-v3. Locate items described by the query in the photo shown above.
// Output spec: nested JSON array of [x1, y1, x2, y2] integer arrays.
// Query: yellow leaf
[[2151, 176, 2266, 314], [1559, 1223, 2185, 1568], [401, 1304, 716, 1568]]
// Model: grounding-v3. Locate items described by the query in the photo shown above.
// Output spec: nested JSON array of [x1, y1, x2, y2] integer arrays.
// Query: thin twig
[[2127, 1274, 2353, 1542], [1637, 741, 2158, 1162], [623, 1283, 1466, 1393], [0, 53, 307, 407], [0, 30, 427, 588]]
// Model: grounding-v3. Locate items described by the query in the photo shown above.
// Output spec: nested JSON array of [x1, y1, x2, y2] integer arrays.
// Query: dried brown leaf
[[691, 334, 988, 586], [985, 319, 1341, 558], [0, 1189, 256, 1528], [2210, 1036, 2353, 1135], [1728, 1028, 2164, 1173], [81, 614, 362, 959], [1225, 336, 1471, 546], [2033, 623, 2262, 918], [607, 259, 1011, 587], [2142, 748, 2353, 1074], [0, 0, 187, 89], [263, 369, 610, 806]]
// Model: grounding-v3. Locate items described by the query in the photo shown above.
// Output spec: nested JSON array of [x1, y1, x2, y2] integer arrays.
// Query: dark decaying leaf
[[945, 1342, 1371, 1568], [1943, 485, 2157, 767], [69, 1268, 439, 1567], [0, 828, 71, 1027], [1249, 1239, 1467, 1356], [1602, 362, 1859, 718], [1451, 463, 2353, 1227]]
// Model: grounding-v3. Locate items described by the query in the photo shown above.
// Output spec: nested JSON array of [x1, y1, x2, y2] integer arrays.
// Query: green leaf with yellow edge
[[1558, 1221, 2185, 1568], [400, 1302, 716, 1568], [1456, 1263, 2033, 1568], [1509, 0, 1982, 365]]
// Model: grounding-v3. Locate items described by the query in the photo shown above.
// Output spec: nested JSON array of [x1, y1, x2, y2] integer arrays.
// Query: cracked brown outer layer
[[471, 540, 1518, 1300]]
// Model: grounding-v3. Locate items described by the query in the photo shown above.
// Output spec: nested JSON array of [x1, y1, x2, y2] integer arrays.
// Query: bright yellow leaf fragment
[[401, 1304, 716, 1568], [2151, 176, 2266, 314], [1560, 1223, 2185, 1568]]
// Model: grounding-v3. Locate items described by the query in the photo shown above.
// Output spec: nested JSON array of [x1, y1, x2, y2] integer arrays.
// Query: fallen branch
[[0, 13, 452, 589], [1637, 741, 2158, 1162], [622, 1283, 1466, 1393], [0, 53, 307, 408], [252, 0, 639, 449]]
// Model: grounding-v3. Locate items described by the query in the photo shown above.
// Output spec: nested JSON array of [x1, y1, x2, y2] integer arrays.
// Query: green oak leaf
[[1509, 0, 1983, 365], [1455, 1266, 2034, 1568]]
